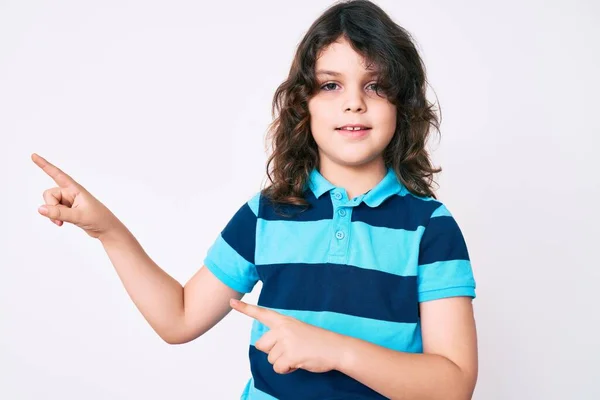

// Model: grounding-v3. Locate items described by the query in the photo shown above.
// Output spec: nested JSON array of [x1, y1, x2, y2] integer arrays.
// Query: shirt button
[[338, 209, 346, 217], [333, 192, 342, 200], [335, 231, 345, 240]]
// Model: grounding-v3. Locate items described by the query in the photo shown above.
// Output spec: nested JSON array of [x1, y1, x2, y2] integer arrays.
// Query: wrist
[[331, 332, 355, 372], [98, 221, 129, 245]]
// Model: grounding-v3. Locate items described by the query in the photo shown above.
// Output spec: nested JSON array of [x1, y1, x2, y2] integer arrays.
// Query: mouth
[[335, 126, 372, 138], [336, 125, 372, 131]]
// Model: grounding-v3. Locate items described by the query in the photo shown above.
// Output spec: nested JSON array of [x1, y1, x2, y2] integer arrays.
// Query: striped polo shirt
[[203, 166, 476, 400]]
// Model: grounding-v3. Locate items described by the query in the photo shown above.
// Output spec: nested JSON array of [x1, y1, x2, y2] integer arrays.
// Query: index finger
[[31, 153, 78, 188], [230, 299, 280, 328]]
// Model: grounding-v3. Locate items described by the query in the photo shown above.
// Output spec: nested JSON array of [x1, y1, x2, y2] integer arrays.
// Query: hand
[[230, 298, 343, 375], [32, 153, 122, 239]]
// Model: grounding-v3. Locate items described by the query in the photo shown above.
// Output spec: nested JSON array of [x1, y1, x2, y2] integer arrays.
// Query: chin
[[331, 154, 381, 167]]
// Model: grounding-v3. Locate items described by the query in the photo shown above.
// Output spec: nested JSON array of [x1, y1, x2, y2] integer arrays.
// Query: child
[[33, 0, 477, 399]]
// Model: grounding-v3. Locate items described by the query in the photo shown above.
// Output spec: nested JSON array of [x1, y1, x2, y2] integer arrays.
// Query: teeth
[[340, 127, 366, 131]]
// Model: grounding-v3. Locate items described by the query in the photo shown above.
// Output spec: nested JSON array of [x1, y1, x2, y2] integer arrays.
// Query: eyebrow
[[316, 69, 379, 77]]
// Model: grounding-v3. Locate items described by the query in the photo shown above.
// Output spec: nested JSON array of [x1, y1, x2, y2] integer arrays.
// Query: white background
[[1, 0, 599, 399]]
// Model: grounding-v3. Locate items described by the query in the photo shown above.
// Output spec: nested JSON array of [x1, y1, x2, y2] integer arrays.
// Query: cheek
[[308, 101, 333, 133], [380, 105, 397, 132], [380, 102, 397, 121], [376, 106, 397, 142], [308, 99, 327, 121]]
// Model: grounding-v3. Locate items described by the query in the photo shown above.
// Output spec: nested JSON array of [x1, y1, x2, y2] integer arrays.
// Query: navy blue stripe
[[256, 263, 418, 323], [221, 203, 256, 264], [259, 190, 333, 221], [419, 216, 470, 265], [249, 345, 387, 399], [352, 194, 440, 230]]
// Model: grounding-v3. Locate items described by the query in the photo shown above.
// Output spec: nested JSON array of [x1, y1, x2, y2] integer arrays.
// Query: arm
[[100, 225, 242, 344], [334, 296, 478, 400], [31, 153, 248, 345]]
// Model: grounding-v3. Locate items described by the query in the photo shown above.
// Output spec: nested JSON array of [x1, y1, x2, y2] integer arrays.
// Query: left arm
[[231, 296, 478, 400], [333, 296, 478, 400]]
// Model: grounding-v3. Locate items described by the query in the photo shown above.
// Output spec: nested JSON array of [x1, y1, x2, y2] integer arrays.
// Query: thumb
[[38, 204, 78, 223]]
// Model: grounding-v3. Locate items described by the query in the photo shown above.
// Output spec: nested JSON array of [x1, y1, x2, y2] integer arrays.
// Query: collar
[[306, 167, 404, 207]]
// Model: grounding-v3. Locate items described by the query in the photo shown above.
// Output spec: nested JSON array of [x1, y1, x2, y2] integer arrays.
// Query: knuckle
[[42, 189, 52, 201], [274, 359, 291, 374], [43, 188, 59, 204], [274, 363, 285, 374], [280, 325, 292, 336], [70, 207, 80, 222]]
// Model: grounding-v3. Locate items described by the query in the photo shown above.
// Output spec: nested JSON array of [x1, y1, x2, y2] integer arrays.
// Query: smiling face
[[307, 37, 397, 171]]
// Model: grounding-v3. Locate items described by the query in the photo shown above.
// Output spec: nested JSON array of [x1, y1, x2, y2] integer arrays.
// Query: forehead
[[315, 39, 378, 75]]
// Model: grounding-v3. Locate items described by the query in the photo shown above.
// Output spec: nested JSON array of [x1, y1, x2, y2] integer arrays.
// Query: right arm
[[100, 224, 243, 345], [31, 153, 242, 345]]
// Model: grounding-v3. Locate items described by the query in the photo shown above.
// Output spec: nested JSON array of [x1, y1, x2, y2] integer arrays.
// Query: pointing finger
[[31, 153, 79, 189], [230, 299, 281, 328]]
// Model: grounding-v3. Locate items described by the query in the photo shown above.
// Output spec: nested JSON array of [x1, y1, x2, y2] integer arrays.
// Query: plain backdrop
[[1, 0, 599, 399]]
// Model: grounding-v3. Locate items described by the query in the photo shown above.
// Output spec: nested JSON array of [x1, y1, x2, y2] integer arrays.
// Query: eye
[[320, 82, 380, 92], [320, 82, 339, 91], [366, 82, 379, 91]]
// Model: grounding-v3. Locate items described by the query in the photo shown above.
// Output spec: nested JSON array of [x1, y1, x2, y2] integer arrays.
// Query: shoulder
[[244, 191, 262, 217], [407, 194, 464, 236], [387, 190, 452, 228], [221, 191, 262, 232]]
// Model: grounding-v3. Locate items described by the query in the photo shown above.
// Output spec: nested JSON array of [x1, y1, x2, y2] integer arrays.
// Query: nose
[[342, 87, 367, 113]]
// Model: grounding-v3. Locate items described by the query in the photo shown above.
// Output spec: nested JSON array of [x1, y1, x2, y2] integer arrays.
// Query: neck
[[318, 157, 388, 200]]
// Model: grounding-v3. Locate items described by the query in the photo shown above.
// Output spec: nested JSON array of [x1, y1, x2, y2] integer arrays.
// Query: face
[[307, 37, 397, 170]]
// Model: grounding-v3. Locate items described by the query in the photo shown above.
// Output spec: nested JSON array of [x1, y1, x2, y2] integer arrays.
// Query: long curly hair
[[261, 0, 442, 209]]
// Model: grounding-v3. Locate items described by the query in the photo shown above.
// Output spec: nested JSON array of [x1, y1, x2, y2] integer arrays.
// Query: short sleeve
[[417, 203, 477, 302], [203, 193, 261, 293]]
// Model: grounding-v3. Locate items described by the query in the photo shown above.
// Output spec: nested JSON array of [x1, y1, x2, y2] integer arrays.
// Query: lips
[[336, 125, 372, 131], [336, 126, 371, 139]]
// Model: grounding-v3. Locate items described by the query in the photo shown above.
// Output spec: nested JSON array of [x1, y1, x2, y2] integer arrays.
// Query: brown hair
[[262, 0, 442, 209]]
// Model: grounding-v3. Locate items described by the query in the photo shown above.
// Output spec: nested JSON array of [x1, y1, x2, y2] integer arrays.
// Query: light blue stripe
[[249, 308, 422, 353], [248, 193, 260, 216], [430, 204, 451, 218], [255, 219, 332, 265], [255, 219, 424, 277], [203, 234, 259, 293], [418, 259, 476, 295], [348, 221, 424, 276], [419, 286, 476, 302], [242, 378, 278, 400]]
